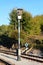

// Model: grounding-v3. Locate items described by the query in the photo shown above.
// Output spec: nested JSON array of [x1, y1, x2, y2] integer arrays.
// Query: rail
[[0, 50, 43, 63]]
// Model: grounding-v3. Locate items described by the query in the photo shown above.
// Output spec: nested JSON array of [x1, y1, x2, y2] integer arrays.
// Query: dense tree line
[[0, 8, 43, 49], [9, 9, 43, 34]]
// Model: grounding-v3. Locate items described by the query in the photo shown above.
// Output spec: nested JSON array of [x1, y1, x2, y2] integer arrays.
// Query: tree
[[33, 15, 43, 33], [29, 17, 41, 35], [9, 9, 32, 33], [22, 10, 32, 33], [0, 25, 8, 35], [9, 9, 17, 30]]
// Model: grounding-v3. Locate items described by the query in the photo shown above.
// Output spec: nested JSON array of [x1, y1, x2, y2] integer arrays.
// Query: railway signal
[[17, 8, 23, 61]]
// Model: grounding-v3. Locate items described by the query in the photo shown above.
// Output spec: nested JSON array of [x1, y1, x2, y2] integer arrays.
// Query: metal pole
[[17, 19, 21, 61]]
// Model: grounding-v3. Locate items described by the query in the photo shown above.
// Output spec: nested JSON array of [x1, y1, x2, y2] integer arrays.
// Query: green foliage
[[0, 25, 8, 35], [9, 9, 17, 30], [0, 8, 43, 50], [8, 30, 28, 44], [29, 18, 41, 35], [33, 15, 43, 32], [22, 11, 32, 32], [9, 8, 43, 35], [8, 30, 18, 40], [9, 9, 32, 33]]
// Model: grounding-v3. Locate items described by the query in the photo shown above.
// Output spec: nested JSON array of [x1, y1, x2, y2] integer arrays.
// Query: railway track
[[23, 53, 43, 59], [0, 50, 43, 63], [21, 54, 43, 63]]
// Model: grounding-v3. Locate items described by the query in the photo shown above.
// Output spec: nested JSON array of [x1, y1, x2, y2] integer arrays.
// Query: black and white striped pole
[[17, 9, 23, 61]]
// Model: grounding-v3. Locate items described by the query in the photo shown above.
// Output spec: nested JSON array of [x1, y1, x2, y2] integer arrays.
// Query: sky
[[0, 0, 43, 25]]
